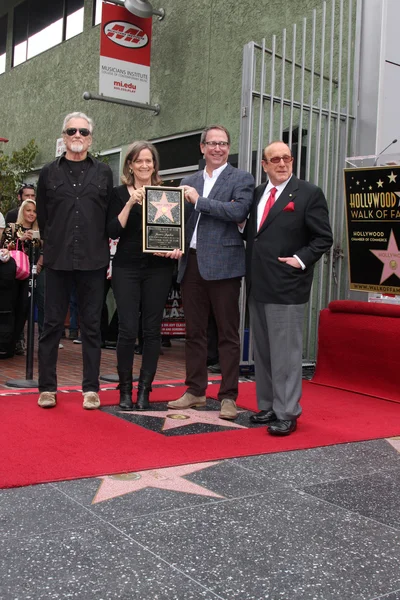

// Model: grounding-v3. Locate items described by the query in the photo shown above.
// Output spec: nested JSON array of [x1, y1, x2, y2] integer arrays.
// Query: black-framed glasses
[[63, 127, 91, 137], [265, 155, 293, 164], [20, 182, 35, 190], [204, 141, 230, 147]]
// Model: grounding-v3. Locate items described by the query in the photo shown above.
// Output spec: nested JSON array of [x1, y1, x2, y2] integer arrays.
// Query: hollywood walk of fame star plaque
[[344, 165, 400, 294], [143, 186, 185, 253]]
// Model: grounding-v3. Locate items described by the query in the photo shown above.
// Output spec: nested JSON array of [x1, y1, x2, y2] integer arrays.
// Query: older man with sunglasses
[[245, 141, 333, 436], [36, 112, 113, 410]]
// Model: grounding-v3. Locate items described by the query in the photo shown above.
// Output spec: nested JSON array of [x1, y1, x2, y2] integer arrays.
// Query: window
[[93, 0, 103, 26], [12, 0, 84, 67], [0, 14, 7, 74]]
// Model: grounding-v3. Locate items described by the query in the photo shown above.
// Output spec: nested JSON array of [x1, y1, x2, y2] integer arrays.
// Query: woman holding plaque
[[107, 141, 180, 411]]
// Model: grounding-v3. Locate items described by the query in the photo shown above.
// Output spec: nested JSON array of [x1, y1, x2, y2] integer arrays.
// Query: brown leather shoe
[[38, 392, 57, 408], [167, 392, 206, 409], [219, 399, 238, 420]]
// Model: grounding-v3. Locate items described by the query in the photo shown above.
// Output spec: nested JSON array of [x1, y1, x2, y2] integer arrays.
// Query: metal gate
[[238, 0, 361, 364]]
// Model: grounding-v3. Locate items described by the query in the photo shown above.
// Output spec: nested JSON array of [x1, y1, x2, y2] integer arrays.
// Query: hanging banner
[[344, 165, 400, 294], [99, 1, 152, 104]]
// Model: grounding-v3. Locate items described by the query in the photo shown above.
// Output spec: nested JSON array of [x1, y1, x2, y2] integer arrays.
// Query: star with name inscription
[[150, 191, 178, 222], [124, 407, 247, 431], [92, 462, 224, 503], [370, 229, 400, 283]]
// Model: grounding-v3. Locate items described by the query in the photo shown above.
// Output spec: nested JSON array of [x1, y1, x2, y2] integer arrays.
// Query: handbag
[[9, 239, 30, 280]]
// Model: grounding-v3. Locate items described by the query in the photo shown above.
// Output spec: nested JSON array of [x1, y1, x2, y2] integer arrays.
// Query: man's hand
[[278, 256, 302, 269], [36, 255, 44, 274], [183, 186, 199, 205]]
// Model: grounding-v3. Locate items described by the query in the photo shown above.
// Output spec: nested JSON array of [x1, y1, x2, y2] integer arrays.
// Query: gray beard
[[70, 142, 84, 153]]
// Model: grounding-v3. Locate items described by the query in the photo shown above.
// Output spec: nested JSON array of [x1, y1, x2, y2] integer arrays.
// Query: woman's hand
[[153, 249, 183, 259], [0, 248, 10, 263], [128, 187, 145, 207], [20, 230, 33, 241]]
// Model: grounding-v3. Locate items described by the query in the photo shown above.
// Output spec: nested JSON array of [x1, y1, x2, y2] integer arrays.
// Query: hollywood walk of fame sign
[[344, 166, 400, 293], [143, 185, 185, 253]]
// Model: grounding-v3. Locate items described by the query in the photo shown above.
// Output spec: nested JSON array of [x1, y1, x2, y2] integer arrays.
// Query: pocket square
[[283, 202, 295, 212]]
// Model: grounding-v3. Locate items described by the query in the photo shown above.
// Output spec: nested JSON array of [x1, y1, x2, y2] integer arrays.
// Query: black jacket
[[36, 153, 113, 271]]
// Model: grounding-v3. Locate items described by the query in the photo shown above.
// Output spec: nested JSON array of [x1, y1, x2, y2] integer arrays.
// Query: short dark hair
[[200, 125, 231, 145], [17, 183, 35, 200]]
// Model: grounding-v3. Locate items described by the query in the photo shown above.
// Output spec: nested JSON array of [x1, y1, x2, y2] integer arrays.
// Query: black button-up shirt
[[36, 153, 113, 270]]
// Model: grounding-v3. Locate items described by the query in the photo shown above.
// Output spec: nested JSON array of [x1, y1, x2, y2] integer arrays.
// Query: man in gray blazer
[[246, 141, 333, 435], [168, 125, 254, 419]]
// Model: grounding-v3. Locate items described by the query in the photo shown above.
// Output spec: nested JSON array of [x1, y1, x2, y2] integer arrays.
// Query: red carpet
[[312, 300, 400, 403], [1, 381, 399, 489]]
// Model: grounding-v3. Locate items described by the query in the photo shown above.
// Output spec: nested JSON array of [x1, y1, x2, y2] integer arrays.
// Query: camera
[[32, 230, 40, 239]]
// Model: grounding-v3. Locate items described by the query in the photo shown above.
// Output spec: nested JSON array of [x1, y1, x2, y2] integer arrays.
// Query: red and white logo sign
[[99, 3, 152, 104], [104, 21, 149, 49]]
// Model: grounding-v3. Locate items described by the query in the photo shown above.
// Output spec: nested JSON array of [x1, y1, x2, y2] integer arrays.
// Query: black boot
[[136, 369, 155, 410], [118, 369, 133, 411]]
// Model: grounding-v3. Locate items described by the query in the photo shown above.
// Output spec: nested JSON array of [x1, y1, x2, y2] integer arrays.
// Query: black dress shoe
[[267, 419, 297, 436], [249, 409, 277, 424]]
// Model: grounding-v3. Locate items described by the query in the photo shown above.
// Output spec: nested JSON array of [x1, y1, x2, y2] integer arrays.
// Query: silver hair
[[62, 112, 94, 134]]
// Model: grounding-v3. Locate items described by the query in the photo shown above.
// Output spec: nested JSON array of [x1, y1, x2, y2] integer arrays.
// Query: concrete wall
[[0, 0, 325, 166]]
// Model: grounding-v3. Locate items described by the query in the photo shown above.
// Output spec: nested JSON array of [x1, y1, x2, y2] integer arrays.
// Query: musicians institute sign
[[99, 2, 152, 104], [344, 165, 400, 294]]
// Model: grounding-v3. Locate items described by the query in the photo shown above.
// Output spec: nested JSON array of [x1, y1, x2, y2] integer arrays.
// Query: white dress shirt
[[190, 163, 228, 249]]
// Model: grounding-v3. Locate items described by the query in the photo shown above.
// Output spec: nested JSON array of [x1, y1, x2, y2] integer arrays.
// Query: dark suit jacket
[[178, 163, 254, 283], [246, 175, 333, 304]]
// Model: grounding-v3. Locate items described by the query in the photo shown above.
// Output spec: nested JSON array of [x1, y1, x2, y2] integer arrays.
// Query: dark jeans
[[112, 263, 173, 373], [38, 268, 105, 392], [181, 252, 241, 400]]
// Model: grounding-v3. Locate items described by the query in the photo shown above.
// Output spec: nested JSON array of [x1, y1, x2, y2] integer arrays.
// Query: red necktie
[[258, 187, 277, 230]]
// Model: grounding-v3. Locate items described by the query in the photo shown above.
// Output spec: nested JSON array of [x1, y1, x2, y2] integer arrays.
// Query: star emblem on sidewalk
[[151, 191, 178, 222], [370, 229, 400, 283], [92, 462, 224, 503], [124, 407, 247, 431]]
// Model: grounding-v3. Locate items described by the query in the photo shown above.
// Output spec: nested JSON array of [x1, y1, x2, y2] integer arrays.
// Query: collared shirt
[[257, 175, 305, 269], [190, 162, 228, 249], [36, 153, 113, 271]]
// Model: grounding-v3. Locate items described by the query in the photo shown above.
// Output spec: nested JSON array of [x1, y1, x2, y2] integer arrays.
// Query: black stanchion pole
[[6, 243, 38, 388]]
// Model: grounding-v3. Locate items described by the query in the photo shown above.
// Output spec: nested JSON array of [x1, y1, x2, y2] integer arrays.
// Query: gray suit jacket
[[178, 163, 254, 282]]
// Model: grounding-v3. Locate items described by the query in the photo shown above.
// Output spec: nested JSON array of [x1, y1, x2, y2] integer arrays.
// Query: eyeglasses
[[63, 128, 91, 137], [265, 155, 293, 164], [20, 183, 35, 190], [204, 141, 230, 148]]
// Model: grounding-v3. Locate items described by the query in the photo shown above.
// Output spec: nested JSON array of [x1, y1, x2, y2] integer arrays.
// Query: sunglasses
[[265, 155, 293, 164], [64, 128, 91, 137]]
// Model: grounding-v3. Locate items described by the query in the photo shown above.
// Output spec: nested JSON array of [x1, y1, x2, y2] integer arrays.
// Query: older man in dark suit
[[168, 125, 254, 419], [246, 141, 333, 435]]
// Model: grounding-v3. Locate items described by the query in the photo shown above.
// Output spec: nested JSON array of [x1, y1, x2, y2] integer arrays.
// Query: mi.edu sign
[[99, 4, 152, 104]]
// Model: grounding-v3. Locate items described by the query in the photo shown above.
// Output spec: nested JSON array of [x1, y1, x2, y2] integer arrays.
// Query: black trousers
[[112, 263, 173, 374], [38, 268, 105, 392]]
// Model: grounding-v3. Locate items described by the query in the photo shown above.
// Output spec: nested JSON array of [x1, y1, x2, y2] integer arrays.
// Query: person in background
[[2, 199, 41, 355], [0, 211, 5, 238], [245, 141, 333, 436], [36, 111, 113, 410], [107, 141, 180, 411], [167, 125, 254, 420], [5, 183, 36, 224]]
